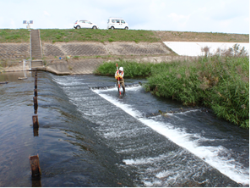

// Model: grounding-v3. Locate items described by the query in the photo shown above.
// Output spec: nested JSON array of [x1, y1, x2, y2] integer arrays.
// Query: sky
[[0, 0, 249, 34]]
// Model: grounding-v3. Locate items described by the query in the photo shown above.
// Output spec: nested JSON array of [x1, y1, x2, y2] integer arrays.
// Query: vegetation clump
[[145, 56, 249, 128], [94, 61, 153, 78], [95, 56, 249, 129]]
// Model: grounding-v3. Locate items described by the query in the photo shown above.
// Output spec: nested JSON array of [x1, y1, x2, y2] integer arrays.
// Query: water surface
[[0, 72, 248, 186]]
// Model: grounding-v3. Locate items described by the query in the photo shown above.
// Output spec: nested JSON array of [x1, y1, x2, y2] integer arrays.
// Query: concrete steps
[[31, 30, 42, 59]]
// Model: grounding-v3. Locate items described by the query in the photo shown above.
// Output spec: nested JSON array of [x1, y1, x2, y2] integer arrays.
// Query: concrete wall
[[0, 43, 30, 59], [42, 42, 171, 57]]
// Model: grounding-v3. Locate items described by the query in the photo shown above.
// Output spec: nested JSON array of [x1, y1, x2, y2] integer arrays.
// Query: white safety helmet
[[119, 67, 124, 71]]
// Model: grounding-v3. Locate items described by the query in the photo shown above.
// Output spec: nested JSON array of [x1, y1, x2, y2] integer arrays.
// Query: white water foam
[[52, 76, 87, 87], [124, 154, 169, 165], [93, 87, 249, 185]]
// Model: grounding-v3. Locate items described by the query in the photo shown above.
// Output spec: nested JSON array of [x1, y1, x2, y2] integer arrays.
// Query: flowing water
[[0, 71, 248, 187]]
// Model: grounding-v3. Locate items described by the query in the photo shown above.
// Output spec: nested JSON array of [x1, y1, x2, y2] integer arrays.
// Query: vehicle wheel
[[92, 26, 97, 29], [77, 25, 81, 29], [111, 26, 115, 30], [124, 27, 128, 30]]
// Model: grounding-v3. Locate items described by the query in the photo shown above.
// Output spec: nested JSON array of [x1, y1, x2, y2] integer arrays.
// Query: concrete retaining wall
[[44, 59, 104, 75], [0, 43, 30, 59], [0, 41, 204, 75], [42, 42, 171, 57]]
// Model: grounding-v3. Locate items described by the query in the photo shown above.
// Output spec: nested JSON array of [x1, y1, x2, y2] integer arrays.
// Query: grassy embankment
[[154, 31, 249, 42], [40, 29, 160, 43], [0, 29, 248, 43], [95, 55, 249, 129], [0, 29, 30, 43], [39, 29, 249, 43]]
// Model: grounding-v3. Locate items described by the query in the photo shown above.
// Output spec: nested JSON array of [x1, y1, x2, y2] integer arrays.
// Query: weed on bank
[[146, 57, 249, 129], [95, 57, 249, 128]]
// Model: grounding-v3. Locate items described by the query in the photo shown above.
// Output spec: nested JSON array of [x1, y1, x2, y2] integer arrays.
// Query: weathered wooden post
[[29, 154, 41, 177], [34, 79, 37, 89], [33, 96, 38, 110], [33, 127, 39, 136], [34, 89, 37, 97], [32, 115, 39, 128], [32, 176, 41, 187]]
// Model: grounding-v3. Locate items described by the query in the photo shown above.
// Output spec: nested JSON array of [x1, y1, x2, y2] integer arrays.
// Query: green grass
[[0, 29, 248, 43], [0, 29, 30, 43], [40, 29, 160, 43], [94, 61, 154, 78], [145, 57, 249, 128], [95, 57, 249, 129]]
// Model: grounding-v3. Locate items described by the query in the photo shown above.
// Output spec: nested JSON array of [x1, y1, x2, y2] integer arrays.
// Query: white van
[[107, 18, 129, 30]]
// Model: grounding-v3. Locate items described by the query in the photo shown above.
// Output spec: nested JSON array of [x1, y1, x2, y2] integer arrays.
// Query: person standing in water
[[115, 67, 125, 93]]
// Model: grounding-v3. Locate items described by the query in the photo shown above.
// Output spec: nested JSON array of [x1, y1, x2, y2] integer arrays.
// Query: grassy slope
[[154, 31, 249, 42], [0, 29, 30, 43], [0, 29, 248, 43], [40, 29, 161, 43], [40, 29, 249, 43]]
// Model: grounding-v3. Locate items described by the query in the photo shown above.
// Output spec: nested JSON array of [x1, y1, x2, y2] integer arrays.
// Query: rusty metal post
[[34, 79, 37, 89], [33, 127, 39, 136], [33, 96, 38, 112], [34, 89, 37, 97], [32, 115, 39, 128], [29, 154, 41, 177]]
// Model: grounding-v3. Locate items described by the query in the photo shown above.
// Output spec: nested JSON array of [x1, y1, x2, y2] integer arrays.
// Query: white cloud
[[43, 11, 50, 16], [10, 19, 16, 28], [244, 17, 249, 22], [168, 13, 190, 22]]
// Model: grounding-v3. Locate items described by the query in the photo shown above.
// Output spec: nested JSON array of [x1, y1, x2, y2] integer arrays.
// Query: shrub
[[145, 57, 249, 128], [94, 61, 153, 78]]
